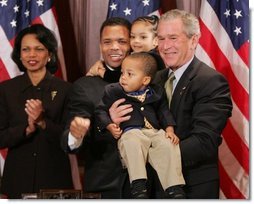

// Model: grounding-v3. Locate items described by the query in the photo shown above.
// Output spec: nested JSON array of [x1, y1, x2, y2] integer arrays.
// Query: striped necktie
[[164, 72, 175, 107]]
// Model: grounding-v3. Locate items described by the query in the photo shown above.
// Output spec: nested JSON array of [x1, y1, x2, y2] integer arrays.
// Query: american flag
[[107, 0, 161, 22], [0, 0, 67, 176], [196, 0, 249, 199]]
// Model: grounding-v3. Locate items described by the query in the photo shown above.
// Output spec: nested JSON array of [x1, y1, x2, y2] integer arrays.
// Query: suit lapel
[[153, 69, 169, 87], [171, 57, 200, 114], [170, 74, 190, 115]]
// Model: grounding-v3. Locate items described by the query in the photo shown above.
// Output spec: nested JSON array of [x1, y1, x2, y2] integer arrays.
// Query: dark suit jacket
[[0, 72, 73, 198], [95, 83, 175, 132], [148, 49, 165, 71], [61, 76, 125, 197], [153, 57, 232, 192]]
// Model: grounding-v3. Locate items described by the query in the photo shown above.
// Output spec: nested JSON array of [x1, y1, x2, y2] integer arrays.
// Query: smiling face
[[130, 21, 157, 53], [100, 25, 131, 68], [157, 18, 198, 70], [20, 34, 50, 73]]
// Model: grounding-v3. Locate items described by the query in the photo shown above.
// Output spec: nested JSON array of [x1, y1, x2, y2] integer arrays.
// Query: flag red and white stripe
[[196, 0, 249, 199]]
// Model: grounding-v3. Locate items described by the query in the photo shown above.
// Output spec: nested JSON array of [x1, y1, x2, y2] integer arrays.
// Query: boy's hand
[[165, 126, 179, 145], [107, 123, 122, 139]]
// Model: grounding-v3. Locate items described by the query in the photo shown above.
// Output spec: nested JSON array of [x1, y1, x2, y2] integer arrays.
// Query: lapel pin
[[51, 91, 57, 101], [180, 87, 186, 95]]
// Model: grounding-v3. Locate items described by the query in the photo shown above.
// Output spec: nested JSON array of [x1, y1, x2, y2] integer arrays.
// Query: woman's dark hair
[[11, 24, 58, 74]]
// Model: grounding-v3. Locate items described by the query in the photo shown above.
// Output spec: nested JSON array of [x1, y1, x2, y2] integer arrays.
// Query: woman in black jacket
[[0, 24, 73, 198]]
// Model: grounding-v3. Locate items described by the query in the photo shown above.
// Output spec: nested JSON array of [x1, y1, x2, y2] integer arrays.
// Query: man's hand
[[109, 98, 133, 125], [107, 123, 122, 139], [70, 117, 91, 139], [86, 60, 106, 77]]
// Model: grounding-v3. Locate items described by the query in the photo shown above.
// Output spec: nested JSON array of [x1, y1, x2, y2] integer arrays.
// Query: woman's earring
[[48, 58, 51, 62]]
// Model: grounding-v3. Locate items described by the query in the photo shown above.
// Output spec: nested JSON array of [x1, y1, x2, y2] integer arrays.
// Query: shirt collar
[[104, 63, 120, 71], [21, 71, 52, 92], [168, 56, 194, 82], [126, 86, 151, 96]]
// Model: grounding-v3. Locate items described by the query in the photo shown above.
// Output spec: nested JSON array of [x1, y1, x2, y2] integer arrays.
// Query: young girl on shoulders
[[87, 15, 165, 78]]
